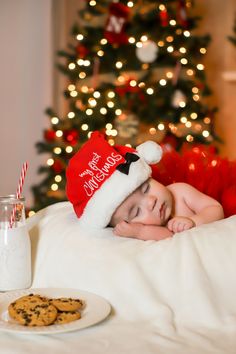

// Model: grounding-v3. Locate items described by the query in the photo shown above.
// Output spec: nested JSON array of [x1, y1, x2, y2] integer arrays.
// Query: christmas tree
[[32, 0, 217, 212]]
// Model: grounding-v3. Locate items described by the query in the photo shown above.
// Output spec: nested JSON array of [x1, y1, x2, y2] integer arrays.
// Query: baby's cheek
[[133, 213, 148, 224]]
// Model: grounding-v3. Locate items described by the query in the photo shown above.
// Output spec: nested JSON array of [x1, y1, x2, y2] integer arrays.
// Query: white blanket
[[1, 202, 236, 353]]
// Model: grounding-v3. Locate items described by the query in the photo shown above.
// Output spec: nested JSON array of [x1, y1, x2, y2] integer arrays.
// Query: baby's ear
[[136, 141, 163, 164]]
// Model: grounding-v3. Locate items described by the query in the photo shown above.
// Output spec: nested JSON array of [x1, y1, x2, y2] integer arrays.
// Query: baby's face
[[110, 178, 173, 227]]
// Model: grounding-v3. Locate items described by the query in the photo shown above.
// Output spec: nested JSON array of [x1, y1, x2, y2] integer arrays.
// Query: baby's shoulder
[[168, 182, 193, 192]]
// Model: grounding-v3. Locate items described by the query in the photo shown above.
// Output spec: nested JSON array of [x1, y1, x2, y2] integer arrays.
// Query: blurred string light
[[68, 63, 76, 70], [54, 147, 62, 155], [51, 183, 58, 191], [128, 37, 136, 44], [56, 130, 63, 137], [55, 175, 62, 182], [47, 158, 54, 166], [89, 0, 96, 6], [93, 91, 101, 98], [76, 34, 83, 41], [146, 88, 154, 95], [81, 124, 89, 131], [68, 112, 75, 119], [100, 38, 107, 45], [51, 117, 59, 124]]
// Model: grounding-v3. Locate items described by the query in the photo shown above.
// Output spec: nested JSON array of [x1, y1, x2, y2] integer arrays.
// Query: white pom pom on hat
[[136, 140, 163, 164]]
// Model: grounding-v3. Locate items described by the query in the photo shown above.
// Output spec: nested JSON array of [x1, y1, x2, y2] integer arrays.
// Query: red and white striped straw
[[9, 162, 28, 228], [15, 162, 28, 199]]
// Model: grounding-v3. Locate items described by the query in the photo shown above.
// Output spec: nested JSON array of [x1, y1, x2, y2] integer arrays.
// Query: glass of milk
[[0, 195, 31, 291]]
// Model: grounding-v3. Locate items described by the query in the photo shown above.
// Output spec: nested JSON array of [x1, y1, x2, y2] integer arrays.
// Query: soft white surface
[[1, 201, 236, 353]]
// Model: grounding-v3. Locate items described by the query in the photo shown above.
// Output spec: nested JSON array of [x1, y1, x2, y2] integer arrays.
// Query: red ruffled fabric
[[151, 146, 236, 217]]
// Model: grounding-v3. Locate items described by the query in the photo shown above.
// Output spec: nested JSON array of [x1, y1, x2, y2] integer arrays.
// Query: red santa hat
[[66, 131, 162, 229]]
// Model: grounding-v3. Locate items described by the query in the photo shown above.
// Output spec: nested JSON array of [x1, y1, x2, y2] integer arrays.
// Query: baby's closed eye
[[129, 206, 140, 220], [142, 181, 150, 194]]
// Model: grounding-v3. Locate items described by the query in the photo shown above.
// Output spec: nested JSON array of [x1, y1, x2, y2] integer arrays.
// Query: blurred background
[[0, 0, 236, 211]]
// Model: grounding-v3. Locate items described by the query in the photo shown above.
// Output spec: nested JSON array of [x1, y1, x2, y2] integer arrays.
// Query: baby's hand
[[113, 221, 142, 238], [167, 216, 195, 233]]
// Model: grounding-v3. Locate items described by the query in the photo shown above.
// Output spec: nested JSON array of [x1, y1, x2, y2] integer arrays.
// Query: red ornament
[[44, 129, 56, 142], [115, 78, 145, 101], [177, 0, 188, 28], [51, 159, 64, 174], [104, 2, 130, 45], [195, 82, 205, 91], [115, 78, 146, 110], [159, 8, 169, 27], [76, 44, 89, 59], [63, 129, 79, 146]]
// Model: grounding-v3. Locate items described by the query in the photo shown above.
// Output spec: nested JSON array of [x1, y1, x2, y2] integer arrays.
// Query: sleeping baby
[[66, 131, 224, 241], [110, 178, 223, 241]]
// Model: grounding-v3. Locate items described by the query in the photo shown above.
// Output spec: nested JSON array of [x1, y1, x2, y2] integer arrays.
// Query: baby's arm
[[113, 221, 173, 241], [174, 183, 224, 226], [190, 203, 224, 227]]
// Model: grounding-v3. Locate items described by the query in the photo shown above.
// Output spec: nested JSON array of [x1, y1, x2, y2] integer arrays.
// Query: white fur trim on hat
[[136, 141, 162, 164], [78, 156, 152, 229]]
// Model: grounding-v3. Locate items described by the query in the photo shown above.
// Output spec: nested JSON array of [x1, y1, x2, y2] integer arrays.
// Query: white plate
[[0, 288, 111, 334]]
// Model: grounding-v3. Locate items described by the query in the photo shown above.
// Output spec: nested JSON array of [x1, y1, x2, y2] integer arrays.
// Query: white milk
[[0, 224, 31, 291]]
